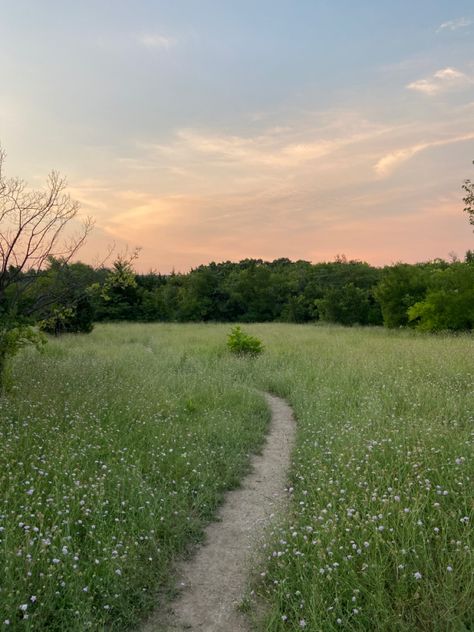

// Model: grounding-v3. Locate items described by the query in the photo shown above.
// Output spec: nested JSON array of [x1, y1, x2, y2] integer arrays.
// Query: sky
[[1, 0, 473, 272]]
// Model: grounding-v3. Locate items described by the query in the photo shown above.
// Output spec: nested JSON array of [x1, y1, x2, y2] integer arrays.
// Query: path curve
[[140, 392, 295, 632]]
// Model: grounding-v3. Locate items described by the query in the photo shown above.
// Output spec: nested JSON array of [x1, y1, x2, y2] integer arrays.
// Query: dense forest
[[4, 252, 474, 335]]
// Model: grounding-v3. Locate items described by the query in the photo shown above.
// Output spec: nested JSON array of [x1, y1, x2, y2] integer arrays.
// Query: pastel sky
[[1, 0, 473, 272]]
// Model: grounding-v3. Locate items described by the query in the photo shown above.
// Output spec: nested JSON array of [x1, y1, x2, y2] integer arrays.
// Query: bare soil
[[139, 392, 295, 632]]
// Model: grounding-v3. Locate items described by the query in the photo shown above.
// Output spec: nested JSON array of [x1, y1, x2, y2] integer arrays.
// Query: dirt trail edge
[[140, 393, 295, 632]]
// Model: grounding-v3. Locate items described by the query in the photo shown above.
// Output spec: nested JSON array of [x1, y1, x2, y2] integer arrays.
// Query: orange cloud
[[66, 107, 474, 272]]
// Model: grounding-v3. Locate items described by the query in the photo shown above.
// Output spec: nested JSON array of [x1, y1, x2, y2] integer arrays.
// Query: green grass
[[1, 323, 473, 631], [0, 324, 269, 630], [247, 325, 474, 631]]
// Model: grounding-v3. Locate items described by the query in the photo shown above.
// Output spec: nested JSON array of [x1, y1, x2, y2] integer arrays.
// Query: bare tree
[[0, 146, 93, 388], [0, 147, 93, 306]]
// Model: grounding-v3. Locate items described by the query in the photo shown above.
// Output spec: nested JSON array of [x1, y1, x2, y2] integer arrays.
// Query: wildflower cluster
[[0, 324, 268, 630], [1, 322, 472, 631], [251, 327, 473, 630]]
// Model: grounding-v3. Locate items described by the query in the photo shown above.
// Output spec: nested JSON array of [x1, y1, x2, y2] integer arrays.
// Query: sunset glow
[[1, 1, 473, 271]]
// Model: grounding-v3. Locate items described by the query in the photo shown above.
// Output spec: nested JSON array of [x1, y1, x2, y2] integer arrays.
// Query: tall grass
[[0, 324, 268, 630], [246, 325, 474, 631], [0, 323, 472, 631]]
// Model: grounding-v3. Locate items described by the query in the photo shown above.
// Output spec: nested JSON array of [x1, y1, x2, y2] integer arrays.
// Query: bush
[[0, 325, 46, 390], [227, 326, 263, 355], [39, 296, 95, 336]]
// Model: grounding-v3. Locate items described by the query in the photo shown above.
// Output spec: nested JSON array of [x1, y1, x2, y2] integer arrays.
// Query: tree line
[[1, 147, 473, 387], [4, 252, 474, 334]]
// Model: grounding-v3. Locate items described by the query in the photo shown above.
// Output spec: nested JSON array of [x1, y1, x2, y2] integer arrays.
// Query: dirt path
[[140, 392, 295, 632]]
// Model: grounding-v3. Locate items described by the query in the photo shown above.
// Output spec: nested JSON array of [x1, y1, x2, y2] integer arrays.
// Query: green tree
[[408, 263, 474, 331], [176, 267, 224, 321], [28, 259, 97, 334], [316, 283, 372, 325], [93, 253, 140, 321], [374, 264, 430, 328], [281, 294, 315, 323], [224, 263, 285, 321]]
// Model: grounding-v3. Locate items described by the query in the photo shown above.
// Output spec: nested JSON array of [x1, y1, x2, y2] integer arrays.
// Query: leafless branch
[[92, 241, 116, 270], [0, 148, 94, 303]]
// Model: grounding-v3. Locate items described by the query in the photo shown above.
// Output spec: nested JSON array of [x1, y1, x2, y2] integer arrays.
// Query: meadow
[[0, 323, 472, 631]]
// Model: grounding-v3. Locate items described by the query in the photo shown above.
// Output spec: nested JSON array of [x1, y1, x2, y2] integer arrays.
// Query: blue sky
[[1, 1, 473, 270]]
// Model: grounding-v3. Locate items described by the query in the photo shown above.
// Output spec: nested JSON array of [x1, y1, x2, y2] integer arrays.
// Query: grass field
[[1, 323, 473, 631]]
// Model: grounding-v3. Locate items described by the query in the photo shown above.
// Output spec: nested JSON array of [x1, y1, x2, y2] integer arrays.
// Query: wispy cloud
[[65, 101, 474, 270], [95, 32, 177, 53], [374, 132, 474, 177], [137, 33, 176, 50], [406, 67, 472, 95], [147, 118, 393, 172], [436, 17, 472, 32]]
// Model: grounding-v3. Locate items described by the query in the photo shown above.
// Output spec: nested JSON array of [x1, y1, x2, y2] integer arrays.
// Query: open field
[[1, 323, 473, 631], [248, 325, 474, 631], [0, 324, 269, 631]]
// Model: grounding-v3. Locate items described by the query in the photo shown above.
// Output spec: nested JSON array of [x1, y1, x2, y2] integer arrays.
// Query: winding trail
[[140, 393, 295, 632]]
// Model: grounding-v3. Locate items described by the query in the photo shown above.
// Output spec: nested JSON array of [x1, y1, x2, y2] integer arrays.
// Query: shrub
[[227, 325, 263, 355], [39, 295, 95, 336], [0, 325, 46, 390]]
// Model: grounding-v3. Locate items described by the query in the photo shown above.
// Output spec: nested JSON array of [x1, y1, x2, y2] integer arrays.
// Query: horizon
[[1, 0, 473, 273], [73, 252, 473, 277]]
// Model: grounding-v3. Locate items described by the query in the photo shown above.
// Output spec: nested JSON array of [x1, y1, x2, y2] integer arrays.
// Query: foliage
[[0, 325, 45, 390], [374, 264, 431, 327], [92, 254, 140, 321], [29, 259, 96, 335], [101, 257, 138, 299], [38, 295, 95, 335], [38, 306, 75, 335], [227, 325, 264, 355], [462, 160, 474, 228], [316, 283, 381, 325], [5, 251, 474, 333], [407, 263, 474, 331], [280, 294, 315, 323]]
